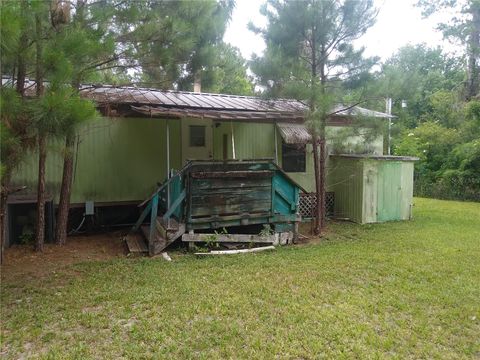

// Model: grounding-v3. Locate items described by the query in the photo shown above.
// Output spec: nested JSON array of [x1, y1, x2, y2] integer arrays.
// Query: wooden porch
[[126, 160, 302, 256]]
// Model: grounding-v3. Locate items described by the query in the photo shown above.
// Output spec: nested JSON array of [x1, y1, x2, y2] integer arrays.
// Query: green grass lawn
[[1, 198, 479, 359]]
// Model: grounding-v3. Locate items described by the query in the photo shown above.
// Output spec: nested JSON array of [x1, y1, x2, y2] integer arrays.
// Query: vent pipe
[[193, 72, 201, 93]]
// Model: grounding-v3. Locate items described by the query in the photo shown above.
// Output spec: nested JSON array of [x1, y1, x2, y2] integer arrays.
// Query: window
[[282, 142, 306, 172], [189, 125, 206, 147]]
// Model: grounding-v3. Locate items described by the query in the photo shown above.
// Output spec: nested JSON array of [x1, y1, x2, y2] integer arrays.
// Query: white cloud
[[224, 0, 462, 62]]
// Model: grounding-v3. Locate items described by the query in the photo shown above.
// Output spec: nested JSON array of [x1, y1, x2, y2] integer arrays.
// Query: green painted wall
[[329, 157, 364, 223], [10, 116, 388, 208], [377, 161, 414, 222], [11, 117, 182, 204], [329, 157, 415, 223]]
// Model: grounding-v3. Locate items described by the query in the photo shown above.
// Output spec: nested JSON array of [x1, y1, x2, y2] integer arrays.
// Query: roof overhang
[[277, 123, 311, 144], [130, 105, 304, 122]]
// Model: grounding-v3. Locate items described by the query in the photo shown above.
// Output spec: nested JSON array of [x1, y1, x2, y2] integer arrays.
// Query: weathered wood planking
[[190, 170, 273, 179], [125, 233, 148, 254], [191, 191, 271, 206], [182, 233, 276, 243], [191, 177, 271, 191], [190, 200, 272, 217], [189, 170, 274, 219]]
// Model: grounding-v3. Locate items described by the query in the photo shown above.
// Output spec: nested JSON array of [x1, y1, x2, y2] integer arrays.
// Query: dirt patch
[[1, 231, 127, 283], [296, 220, 337, 245]]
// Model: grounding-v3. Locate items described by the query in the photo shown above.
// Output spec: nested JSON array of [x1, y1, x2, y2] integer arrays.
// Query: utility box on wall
[[329, 154, 418, 224]]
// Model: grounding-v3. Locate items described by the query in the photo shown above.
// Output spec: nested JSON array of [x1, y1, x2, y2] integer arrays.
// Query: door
[[181, 118, 213, 163], [377, 161, 402, 222]]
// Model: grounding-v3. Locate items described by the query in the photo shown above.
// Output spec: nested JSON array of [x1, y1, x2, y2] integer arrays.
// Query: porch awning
[[277, 123, 311, 144]]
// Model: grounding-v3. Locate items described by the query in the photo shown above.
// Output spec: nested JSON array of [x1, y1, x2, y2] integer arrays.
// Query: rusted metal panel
[[4, 78, 393, 121], [277, 123, 312, 144]]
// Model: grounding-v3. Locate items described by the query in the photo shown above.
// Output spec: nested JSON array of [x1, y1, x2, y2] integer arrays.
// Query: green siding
[[376, 161, 414, 222], [377, 161, 402, 222], [11, 117, 182, 204], [214, 122, 382, 193], [212, 122, 276, 160], [362, 160, 378, 223], [400, 162, 414, 220], [329, 158, 364, 223], [234, 122, 276, 159], [11, 115, 404, 221], [329, 157, 415, 223]]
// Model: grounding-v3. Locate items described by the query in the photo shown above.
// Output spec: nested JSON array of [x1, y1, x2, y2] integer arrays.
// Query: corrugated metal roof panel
[[277, 123, 311, 144], [2, 77, 392, 118], [332, 104, 395, 119], [76, 85, 309, 112]]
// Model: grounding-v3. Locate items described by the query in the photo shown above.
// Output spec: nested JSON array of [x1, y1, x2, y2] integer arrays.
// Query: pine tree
[[251, 0, 378, 234], [0, 0, 35, 261], [52, 0, 114, 246], [115, 0, 234, 89]]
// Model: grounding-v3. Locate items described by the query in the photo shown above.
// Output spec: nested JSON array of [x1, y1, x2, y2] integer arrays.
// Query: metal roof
[[277, 123, 312, 144], [331, 104, 395, 119], [2, 77, 393, 119], [80, 85, 308, 112], [131, 105, 304, 122], [331, 154, 419, 161]]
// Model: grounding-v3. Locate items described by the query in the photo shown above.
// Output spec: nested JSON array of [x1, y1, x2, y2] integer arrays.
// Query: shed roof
[[331, 154, 419, 161]]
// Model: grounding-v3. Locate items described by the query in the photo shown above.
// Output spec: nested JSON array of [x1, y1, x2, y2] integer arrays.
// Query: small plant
[[204, 233, 219, 248], [19, 231, 35, 245], [259, 224, 273, 237], [204, 228, 228, 249]]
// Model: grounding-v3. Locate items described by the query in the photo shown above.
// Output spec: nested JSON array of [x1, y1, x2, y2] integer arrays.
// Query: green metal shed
[[329, 155, 418, 224]]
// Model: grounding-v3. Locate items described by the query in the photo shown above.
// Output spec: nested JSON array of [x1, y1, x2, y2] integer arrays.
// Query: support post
[[274, 122, 278, 164], [386, 98, 392, 155], [149, 193, 159, 256], [166, 120, 170, 227], [230, 121, 236, 159]]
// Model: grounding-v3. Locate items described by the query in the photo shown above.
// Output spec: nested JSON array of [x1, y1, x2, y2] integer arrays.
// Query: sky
[[224, 0, 461, 62]]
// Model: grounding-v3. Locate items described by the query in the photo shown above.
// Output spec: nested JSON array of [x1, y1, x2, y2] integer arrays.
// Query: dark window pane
[[190, 125, 205, 147], [282, 142, 306, 172]]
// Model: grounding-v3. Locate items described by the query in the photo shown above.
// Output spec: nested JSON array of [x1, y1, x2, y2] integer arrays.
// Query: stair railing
[[132, 162, 191, 235]]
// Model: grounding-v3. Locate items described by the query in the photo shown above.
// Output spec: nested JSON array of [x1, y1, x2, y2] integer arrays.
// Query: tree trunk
[[55, 133, 75, 245], [36, 135, 47, 252], [15, 35, 28, 95], [15, 0, 29, 95], [35, 11, 45, 252], [0, 172, 12, 264], [466, 3, 480, 100], [319, 137, 326, 229], [312, 137, 322, 235]]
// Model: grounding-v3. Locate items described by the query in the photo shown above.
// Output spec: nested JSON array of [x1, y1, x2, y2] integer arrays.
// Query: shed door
[[181, 118, 213, 163], [377, 161, 402, 222]]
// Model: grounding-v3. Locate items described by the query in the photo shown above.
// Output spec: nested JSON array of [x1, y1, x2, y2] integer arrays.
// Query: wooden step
[[125, 233, 148, 254], [156, 217, 186, 242], [141, 225, 168, 256], [156, 216, 180, 231]]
